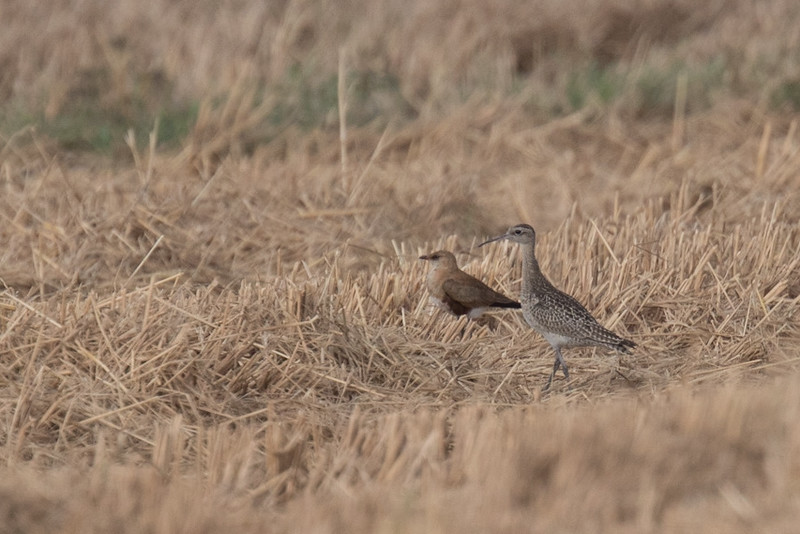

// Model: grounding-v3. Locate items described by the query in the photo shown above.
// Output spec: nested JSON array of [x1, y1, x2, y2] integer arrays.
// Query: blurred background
[[2, 1, 798, 282]]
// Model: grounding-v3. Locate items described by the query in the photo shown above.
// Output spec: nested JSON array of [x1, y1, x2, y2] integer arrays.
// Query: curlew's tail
[[590, 324, 636, 354], [615, 337, 636, 354]]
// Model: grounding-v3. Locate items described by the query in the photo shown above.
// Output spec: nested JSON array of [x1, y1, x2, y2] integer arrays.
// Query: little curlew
[[479, 224, 635, 390], [419, 250, 521, 319]]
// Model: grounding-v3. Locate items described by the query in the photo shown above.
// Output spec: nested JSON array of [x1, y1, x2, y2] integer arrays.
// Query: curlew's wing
[[532, 288, 634, 351]]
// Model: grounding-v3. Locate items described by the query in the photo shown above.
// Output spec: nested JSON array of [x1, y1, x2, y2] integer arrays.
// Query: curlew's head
[[419, 250, 459, 270], [478, 224, 536, 247]]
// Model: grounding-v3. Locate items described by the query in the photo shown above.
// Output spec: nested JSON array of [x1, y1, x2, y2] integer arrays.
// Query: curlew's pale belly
[[523, 308, 579, 348]]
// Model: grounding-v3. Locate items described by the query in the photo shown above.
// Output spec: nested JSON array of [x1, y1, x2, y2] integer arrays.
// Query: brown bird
[[479, 224, 635, 390], [419, 250, 521, 319]]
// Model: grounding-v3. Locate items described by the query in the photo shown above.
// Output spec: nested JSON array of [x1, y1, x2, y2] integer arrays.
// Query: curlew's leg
[[543, 347, 569, 391], [555, 347, 570, 382], [542, 357, 560, 391], [543, 347, 570, 391]]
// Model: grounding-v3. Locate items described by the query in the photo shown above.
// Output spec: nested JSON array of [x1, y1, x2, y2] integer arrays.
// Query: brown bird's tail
[[492, 301, 522, 309]]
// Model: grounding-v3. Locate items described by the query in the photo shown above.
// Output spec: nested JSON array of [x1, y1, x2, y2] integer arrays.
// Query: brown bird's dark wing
[[442, 273, 520, 309], [438, 294, 470, 316]]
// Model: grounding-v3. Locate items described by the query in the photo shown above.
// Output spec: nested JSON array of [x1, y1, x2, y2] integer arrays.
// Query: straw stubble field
[[2, 0, 800, 532]]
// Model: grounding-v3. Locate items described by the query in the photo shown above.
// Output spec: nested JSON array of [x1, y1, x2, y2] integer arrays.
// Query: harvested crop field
[[2, 0, 800, 532]]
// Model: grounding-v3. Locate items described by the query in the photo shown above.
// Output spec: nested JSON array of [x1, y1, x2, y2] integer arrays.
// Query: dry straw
[[3, 0, 800, 532]]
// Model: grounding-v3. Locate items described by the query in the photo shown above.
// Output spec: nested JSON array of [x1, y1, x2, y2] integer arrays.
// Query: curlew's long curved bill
[[478, 233, 509, 247]]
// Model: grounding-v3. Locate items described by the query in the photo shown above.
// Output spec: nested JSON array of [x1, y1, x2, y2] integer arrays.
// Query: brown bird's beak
[[419, 254, 431, 260], [478, 233, 509, 248]]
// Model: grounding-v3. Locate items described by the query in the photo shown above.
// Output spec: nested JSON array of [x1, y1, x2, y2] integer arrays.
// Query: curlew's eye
[[514, 229, 522, 235]]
